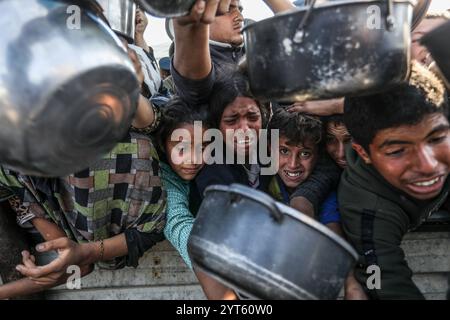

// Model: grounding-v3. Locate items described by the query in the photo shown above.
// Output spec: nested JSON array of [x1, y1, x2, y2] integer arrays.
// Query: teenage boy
[[340, 62, 450, 299]]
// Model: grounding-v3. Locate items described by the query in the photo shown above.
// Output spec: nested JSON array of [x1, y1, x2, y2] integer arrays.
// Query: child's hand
[[17, 250, 64, 287], [15, 238, 88, 283], [176, 0, 232, 26]]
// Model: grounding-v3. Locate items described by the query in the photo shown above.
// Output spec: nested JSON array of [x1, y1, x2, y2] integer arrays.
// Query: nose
[[287, 154, 300, 170], [337, 142, 345, 161], [413, 146, 438, 175], [238, 118, 250, 132], [190, 147, 202, 165], [233, 9, 244, 22]]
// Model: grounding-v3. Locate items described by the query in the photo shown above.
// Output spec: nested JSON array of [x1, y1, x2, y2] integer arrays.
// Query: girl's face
[[165, 124, 208, 181], [219, 96, 263, 157]]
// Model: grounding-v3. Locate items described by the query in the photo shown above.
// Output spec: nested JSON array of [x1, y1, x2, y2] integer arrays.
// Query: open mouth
[[405, 175, 446, 197], [235, 137, 254, 148], [283, 170, 304, 183]]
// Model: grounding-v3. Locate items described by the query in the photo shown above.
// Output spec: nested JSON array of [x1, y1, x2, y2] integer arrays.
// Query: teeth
[[286, 171, 300, 178], [413, 177, 440, 187], [237, 139, 251, 145]]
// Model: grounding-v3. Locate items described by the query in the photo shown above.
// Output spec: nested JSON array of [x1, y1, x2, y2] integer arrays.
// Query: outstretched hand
[[176, 0, 232, 26], [287, 98, 344, 116], [15, 238, 94, 284]]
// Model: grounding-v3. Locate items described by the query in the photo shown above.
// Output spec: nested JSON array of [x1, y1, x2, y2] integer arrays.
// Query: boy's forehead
[[279, 136, 317, 149], [373, 113, 449, 147]]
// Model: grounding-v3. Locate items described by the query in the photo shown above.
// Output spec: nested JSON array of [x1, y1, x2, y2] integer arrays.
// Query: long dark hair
[[208, 69, 270, 129], [156, 97, 209, 155]]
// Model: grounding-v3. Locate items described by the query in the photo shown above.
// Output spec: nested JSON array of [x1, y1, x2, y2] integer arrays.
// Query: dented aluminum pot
[[242, 0, 415, 102], [134, 0, 195, 18], [0, 0, 139, 177], [188, 184, 358, 300]]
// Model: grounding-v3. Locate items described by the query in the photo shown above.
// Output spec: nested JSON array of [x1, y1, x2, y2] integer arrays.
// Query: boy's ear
[[352, 142, 371, 164]]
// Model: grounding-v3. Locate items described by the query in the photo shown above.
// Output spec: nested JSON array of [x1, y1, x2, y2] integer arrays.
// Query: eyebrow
[[426, 124, 450, 137], [379, 124, 450, 149]]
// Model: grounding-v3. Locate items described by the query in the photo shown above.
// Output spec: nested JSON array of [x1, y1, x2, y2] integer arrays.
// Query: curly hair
[[268, 107, 322, 147]]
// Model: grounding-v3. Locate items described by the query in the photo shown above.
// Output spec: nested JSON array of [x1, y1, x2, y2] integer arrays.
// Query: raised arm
[[173, 0, 231, 80]]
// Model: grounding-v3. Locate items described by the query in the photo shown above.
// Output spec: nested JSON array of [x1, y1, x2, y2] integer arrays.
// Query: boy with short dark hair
[[268, 108, 341, 228], [340, 62, 450, 299]]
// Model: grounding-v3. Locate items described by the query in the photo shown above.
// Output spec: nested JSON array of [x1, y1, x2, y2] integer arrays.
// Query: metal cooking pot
[[188, 184, 358, 300], [135, 0, 195, 18], [242, 0, 414, 102], [0, 0, 139, 177], [421, 20, 450, 85], [411, 0, 431, 30], [96, 0, 136, 43]]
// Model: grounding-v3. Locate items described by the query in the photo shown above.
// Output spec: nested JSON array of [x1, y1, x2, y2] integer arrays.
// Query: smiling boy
[[339, 62, 450, 299], [267, 108, 322, 207]]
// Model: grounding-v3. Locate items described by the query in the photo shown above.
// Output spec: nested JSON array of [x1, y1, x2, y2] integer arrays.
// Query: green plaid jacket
[[0, 131, 166, 269]]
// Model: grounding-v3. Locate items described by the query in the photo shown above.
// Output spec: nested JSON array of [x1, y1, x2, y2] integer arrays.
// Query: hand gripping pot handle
[[204, 184, 284, 223]]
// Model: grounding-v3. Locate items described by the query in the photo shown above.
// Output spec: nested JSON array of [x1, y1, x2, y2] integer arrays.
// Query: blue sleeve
[[161, 164, 194, 269], [319, 191, 341, 225]]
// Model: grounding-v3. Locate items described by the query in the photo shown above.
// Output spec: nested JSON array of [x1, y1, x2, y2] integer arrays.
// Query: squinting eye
[[300, 151, 311, 158], [429, 136, 446, 144], [385, 149, 405, 157]]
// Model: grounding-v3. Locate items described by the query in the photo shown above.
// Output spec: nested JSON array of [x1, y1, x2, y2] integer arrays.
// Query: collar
[[209, 39, 244, 49]]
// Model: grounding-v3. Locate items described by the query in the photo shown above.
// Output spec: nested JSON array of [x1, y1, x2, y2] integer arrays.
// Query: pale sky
[[145, 0, 450, 58]]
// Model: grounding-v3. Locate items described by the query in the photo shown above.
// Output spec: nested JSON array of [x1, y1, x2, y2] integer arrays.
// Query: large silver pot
[[96, 0, 136, 43], [0, 0, 140, 177]]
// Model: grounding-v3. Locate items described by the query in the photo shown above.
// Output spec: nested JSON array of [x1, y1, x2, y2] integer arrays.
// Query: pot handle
[[385, 0, 396, 31], [228, 184, 284, 223], [293, 0, 317, 43]]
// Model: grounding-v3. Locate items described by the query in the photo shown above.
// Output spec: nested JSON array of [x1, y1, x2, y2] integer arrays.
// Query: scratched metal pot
[[135, 0, 195, 17], [96, 0, 136, 43], [188, 184, 358, 300], [0, 0, 139, 177], [242, 0, 415, 102]]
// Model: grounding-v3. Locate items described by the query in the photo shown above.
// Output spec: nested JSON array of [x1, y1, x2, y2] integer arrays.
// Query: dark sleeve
[[340, 205, 424, 299], [290, 155, 341, 214], [124, 229, 165, 268], [171, 59, 216, 106], [195, 165, 241, 200]]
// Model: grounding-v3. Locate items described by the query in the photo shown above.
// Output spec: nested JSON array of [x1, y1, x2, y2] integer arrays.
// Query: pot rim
[[204, 184, 359, 260], [242, 0, 415, 34]]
